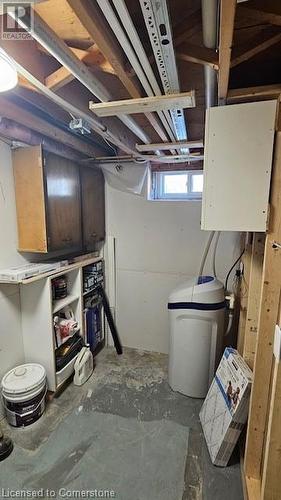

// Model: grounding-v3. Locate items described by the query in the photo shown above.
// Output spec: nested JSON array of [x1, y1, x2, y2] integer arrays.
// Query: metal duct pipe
[[0, 117, 88, 162], [201, 0, 218, 108]]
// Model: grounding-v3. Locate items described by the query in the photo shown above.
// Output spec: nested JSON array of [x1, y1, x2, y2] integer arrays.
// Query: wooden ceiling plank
[[173, 10, 202, 48], [46, 45, 116, 91], [67, 0, 169, 142], [239, 5, 281, 27], [231, 29, 281, 68], [176, 43, 219, 70], [227, 84, 281, 103], [0, 96, 106, 157], [218, 0, 237, 104], [89, 91, 195, 117]]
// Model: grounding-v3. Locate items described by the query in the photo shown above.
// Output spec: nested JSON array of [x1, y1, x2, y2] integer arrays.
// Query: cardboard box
[[199, 347, 253, 467]]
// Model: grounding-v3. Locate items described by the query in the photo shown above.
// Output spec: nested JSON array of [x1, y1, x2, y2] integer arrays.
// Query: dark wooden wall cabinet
[[12, 145, 105, 253]]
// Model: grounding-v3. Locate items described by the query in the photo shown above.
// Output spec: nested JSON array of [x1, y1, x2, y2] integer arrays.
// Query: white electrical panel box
[[201, 100, 277, 232]]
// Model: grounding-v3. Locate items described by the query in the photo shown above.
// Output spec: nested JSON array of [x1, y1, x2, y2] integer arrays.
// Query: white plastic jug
[[74, 347, 94, 386]]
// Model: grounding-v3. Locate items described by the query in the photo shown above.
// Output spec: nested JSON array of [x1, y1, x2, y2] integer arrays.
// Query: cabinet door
[[13, 145, 48, 252], [44, 153, 82, 252], [80, 167, 105, 250]]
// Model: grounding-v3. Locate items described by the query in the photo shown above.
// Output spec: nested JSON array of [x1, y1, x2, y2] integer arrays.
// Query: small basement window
[[150, 170, 203, 200]]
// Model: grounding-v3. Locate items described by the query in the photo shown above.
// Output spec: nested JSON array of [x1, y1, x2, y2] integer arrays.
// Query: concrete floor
[[1, 348, 244, 500]]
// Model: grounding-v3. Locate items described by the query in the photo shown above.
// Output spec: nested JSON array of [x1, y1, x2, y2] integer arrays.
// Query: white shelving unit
[[53, 294, 80, 314], [19, 257, 102, 392]]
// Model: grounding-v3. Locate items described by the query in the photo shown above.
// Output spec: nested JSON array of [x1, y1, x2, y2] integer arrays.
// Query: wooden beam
[[237, 236, 253, 355], [173, 10, 202, 47], [151, 161, 203, 172], [239, 5, 281, 27], [245, 129, 281, 480], [67, 0, 169, 142], [136, 140, 204, 152], [227, 84, 281, 103], [0, 117, 89, 162], [246, 476, 261, 500], [261, 320, 281, 500], [0, 96, 106, 158], [14, 85, 108, 150], [45, 45, 115, 91], [176, 43, 219, 70], [89, 91, 195, 117], [231, 28, 281, 68], [218, 0, 237, 104], [68, 0, 138, 97], [243, 233, 265, 370]]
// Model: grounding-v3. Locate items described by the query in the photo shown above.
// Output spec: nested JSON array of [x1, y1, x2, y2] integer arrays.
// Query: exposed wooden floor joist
[[239, 5, 281, 27], [45, 45, 115, 91], [0, 96, 106, 157], [231, 28, 281, 68], [227, 84, 281, 103], [67, 0, 170, 142], [176, 43, 219, 70]]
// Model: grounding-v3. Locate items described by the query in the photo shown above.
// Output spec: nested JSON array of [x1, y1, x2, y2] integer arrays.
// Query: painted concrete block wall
[[0, 140, 26, 414], [105, 183, 239, 354]]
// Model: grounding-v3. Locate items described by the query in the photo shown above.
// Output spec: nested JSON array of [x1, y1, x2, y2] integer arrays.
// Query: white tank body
[[168, 276, 225, 398]]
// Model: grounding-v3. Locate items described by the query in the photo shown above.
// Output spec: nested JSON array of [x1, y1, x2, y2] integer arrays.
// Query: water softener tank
[[168, 276, 226, 398]]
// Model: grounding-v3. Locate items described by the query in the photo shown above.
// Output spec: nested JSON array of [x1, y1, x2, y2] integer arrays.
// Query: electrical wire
[[103, 137, 118, 156], [225, 248, 245, 292]]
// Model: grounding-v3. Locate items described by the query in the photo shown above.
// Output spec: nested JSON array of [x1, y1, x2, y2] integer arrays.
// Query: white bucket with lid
[[1, 363, 47, 427]]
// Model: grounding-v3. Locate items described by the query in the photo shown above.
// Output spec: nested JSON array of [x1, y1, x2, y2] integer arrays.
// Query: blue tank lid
[[197, 276, 214, 285]]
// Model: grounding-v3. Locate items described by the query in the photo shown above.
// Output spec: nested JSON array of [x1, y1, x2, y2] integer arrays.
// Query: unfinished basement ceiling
[[0, 0, 280, 164]]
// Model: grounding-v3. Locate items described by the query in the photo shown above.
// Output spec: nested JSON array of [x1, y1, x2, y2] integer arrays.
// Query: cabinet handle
[[91, 233, 97, 238]]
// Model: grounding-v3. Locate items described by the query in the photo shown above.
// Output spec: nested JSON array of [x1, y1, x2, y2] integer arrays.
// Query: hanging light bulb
[[0, 50, 18, 92]]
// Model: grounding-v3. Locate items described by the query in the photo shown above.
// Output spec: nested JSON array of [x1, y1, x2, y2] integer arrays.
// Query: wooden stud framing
[[261, 304, 281, 500], [237, 236, 253, 355], [89, 91, 195, 117], [243, 233, 266, 370], [218, 0, 236, 104], [245, 130, 281, 482]]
